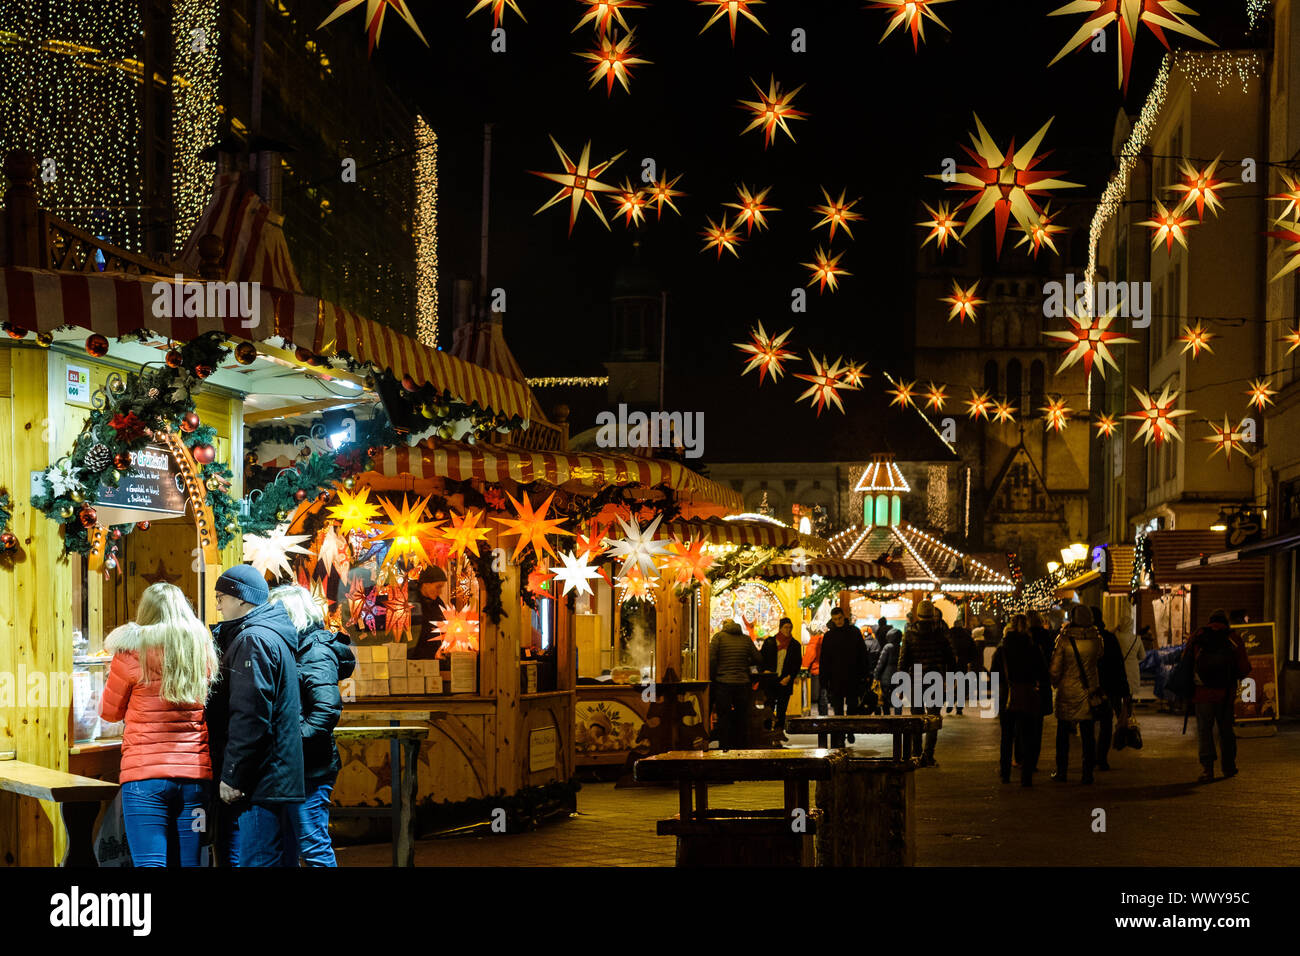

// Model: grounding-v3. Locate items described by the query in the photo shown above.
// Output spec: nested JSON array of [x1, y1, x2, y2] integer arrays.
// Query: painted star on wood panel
[[724, 184, 779, 234], [645, 170, 686, 219], [608, 178, 650, 227], [735, 320, 800, 384], [738, 75, 807, 149], [578, 27, 650, 95], [868, 0, 954, 49], [794, 354, 848, 416], [701, 214, 744, 259], [1140, 198, 1198, 252], [1043, 306, 1137, 378], [696, 0, 767, 44], [917, 201, 965, 252], [1245, 377, 1277, 411], [1202, 416, 1251, 463], [494, 491, 572, 562], [467, 0, 526, 29], [573, 0, 645, 35], [803, 246, 850, 293], [923, 381, 948, 411], [1124, 384, 1192, 445], [319, 0, 428, 54], [811, 187, 864, 242], [1178, 321, 1216, 359], [527, 137, 625, 235], [942, 279, 986, 323], [1169, 154, 1235, 219]]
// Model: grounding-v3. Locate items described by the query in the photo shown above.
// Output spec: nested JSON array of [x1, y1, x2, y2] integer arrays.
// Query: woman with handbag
[[1048, 604, 1105, 784], [992, 614, 1051, 786]]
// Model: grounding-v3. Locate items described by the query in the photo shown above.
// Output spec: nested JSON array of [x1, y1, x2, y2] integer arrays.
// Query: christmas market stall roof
[[828, 523, 1014, 594]]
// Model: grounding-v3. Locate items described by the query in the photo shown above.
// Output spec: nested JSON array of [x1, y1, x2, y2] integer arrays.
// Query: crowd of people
[[707, 600, 1251, 787], [99, 564, 355, 867]]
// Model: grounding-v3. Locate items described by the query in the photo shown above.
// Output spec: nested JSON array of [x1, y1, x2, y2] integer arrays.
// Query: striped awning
[[0, 266, 534, 423], [760, 557, 892, 582], [660, 518, 824, 552], [374, 440, 743, 511], [174, 172, 303, 292]]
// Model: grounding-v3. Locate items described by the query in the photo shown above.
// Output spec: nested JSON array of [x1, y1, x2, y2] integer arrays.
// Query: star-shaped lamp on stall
[[494, 491, 572, 562], [663, 539, 714, 587], [377, 495, 443, 569], [243, 530, 313, 582], [441, 508, 491, 559], [328, 486, 384, 536], [435, 604, 481, 654], [604, 514, 670, 580], [550, 550, 604, 597]]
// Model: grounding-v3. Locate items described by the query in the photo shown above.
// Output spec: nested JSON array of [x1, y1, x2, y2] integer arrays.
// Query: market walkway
[[335, 709, 1300, 866]]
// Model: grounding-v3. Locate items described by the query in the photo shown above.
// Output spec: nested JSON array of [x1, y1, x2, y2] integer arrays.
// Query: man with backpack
[[1183, 609, 1251, 783]]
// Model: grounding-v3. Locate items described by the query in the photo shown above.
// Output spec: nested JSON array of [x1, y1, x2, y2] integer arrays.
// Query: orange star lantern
[[942, 280, 986, 324], [494, 491, 572, 561], [917, 201, 965, 252], [1178, 321, 1216, 359], [1093, 413, 1119, 440], [1041, 397, 1072, 433], [735, 320, 800, 384], [1281, 325, 1300, 357], [1169, 154, 1234, 219], [1140, 198, 1197, 252], [724, 184, 778, 234], [1014, 204, 1067, 258], [377, 495, 443, 568], [923, 382, 948, 411], [645, 170, 686, 219], [435, 604, 480, 654], [869, 0, 953, 49], [888, 379, 917, 409], [578, 27, 650, 96], [1264, 223, 1300, 281], [695, 0, 767, 44], [617, 565, 656, 601], [811, 187, 864, 242], [992, 400, 1017, 424], [803, 246, 850, 293], [1245, 377, 1277, 411], [794, 354, 848, 417], [1202, 416, 1250, 464], [1125, 384, 1192, 445], [664, 538, 714, 587], [1043, 306, 1137, 378], [573, 0, 645, 34], [467, 0, 526, 29], [701, 214, 744, 259], [608, 178, 650, 227], [318, 0, 428, 54], [965, 388, 993, 421], [441, 508, 491, 559], [738, 75, 807, 149]]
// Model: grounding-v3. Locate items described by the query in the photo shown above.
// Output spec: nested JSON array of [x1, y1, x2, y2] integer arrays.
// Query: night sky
[[328, 0, 1258, 452]]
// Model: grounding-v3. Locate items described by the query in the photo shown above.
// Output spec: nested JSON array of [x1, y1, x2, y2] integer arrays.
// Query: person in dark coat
[[819, 607, 868, 742], [946, 618, 977, 716], [874, 626, 902, 715], [760, 618, 803, 737], [408, 565, 448, 660], [709, 620, 762, 750], [991, 614, 1051, 786], [1184, 608, 1251, 782], [210, 564, 305, 867], [269, 585, 356, 867], [861, 624, 883, 714], [1091, 605, 1130, 772], [898, 601, 956, 766]]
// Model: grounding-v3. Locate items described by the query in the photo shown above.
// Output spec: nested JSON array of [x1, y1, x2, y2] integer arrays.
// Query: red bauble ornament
[[4, 323, 27, 340], [78, 507, 98, 529], [366, 446, 378, 458], [193, 365, 214, 379], [165, 349, 184, 368], [114, 452, 131, 470], [181, 411, 201, 433], [110, 528, 122, 540], [191, 444, 216, 465], [0, 531, 17, 550], [234, 341, 258, 365], [401, 374, 417, 392], [295, 346, 313, 364], [137, 521, 150, 531], [294, 489, 308, 502], [85, 334, 110, 357]]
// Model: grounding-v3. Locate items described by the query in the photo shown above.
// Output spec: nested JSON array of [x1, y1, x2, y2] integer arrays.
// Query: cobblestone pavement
[[336, 708, 1300, 867]]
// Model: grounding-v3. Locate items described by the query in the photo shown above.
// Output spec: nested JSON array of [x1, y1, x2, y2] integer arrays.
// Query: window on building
[[1007, 359, 1023, 413], [984, 360, 999, 398]]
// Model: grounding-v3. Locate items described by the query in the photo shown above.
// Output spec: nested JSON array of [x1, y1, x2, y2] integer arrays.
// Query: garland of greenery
[[800, 577, 848, 611], [469, 547, 507, 624]]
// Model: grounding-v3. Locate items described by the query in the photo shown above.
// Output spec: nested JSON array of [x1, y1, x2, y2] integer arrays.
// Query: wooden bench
[[633, 749, 835, 866], [331, 726, 429, 867], [786, 714, 943, 760], [0, 760, 119, 866]]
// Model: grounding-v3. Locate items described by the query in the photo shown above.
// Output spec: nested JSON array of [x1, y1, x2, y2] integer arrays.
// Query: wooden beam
[[244, 397, 366, 424]]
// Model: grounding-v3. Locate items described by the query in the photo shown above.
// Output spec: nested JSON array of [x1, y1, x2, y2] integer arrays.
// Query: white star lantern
[[603, 514, 670, 579], [243, 529, 312, 581], [550, 550, 604, 597]]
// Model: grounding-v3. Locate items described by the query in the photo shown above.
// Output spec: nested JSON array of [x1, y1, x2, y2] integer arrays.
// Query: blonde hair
[[268, 584, 325, 634], [134, 582, 219, 706]]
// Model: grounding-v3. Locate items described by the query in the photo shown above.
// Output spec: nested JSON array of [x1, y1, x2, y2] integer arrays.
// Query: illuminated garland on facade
[[526, 376, 611, 387], [414, 115, 440, 347], [172, 0, 220, 251]]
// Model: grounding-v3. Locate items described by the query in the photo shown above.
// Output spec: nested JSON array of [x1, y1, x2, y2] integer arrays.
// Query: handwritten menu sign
[[95, 444, 187, 526]]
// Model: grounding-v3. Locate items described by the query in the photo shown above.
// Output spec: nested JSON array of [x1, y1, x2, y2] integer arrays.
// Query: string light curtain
[[171, 0, 221, 253], [414, 115, 439, 348]]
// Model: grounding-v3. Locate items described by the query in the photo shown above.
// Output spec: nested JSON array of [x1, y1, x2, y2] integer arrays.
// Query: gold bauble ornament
[[69, 490, 83, 503]]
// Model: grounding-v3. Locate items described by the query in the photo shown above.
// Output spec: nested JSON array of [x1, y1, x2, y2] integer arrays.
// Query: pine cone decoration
[[84, 444, 112, 472]]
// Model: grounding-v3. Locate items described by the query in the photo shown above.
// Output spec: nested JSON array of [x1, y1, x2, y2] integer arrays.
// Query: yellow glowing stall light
[[377, 495, 443, 567], [328, 485, 384, 536]]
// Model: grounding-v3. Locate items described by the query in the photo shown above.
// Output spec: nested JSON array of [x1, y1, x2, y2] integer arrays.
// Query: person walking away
[[709, 619, 761, 750], [1184, 609, 1251, 782], [1049, 605, 1103, 784], [820, 607, 868, 742], [860, 624, 883, 715], [898, 601, 956, 766], [210, 564, 305, 866], [991, 614, 1050, 787], [875, 626, 902, 715], [99, 583, 219, 866], [946, 617, 976, 716], [760, 618, 803, 739], [1091, 606, 1130, 771], [268, 584, 356, 866], [804, 626, 827, 717]]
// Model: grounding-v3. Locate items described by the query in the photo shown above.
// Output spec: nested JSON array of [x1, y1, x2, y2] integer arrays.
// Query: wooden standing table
[[331, 724, 435, 867], [0, 760, 119, 866], [786, 714, 943, 760]]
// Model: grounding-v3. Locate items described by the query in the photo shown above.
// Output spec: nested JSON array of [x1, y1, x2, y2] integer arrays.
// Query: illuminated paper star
[[965, 388, 993, 421], [1178, 321, 1216, 359], [696, 0, 767, 44], [1094, 413, 1119, 439], [724, 184, 778, 234], [738, 75, 807, 149], [319, 0, 428, 54], [1202, 416, 1251, 463], [1124, 384, 1192, 445], [1245, 377, 1277, 411], [578, 27, 650, 95], [434, 604, 480, 653], [887, 379, 917, 409], [701, 213, 744, 259], [608, 178, 650, 227], [1041, 396, 1072, 433], [467, 0, 526, 29], [663, 539, 714, 587], [1264, 222, 1300, 281], [1139, 198, 1198, 252], [645, 170, 686, 218], [315, 525, 351, 580], [803, 246, 851, 293], [840, 360, 868, 390], [1281, 325, 1300, 356], [931, 114, 1082, 256], [617, 565, 656, 601], [917, 201, 965, 252], [604, 514, 670, 579], [811, 187, 864, 242], [735, 320, 800, 384], [923, 381, 948, 411], [794, 354, 848, 416], [573, 0, 645, 34], [1268, 171, 1300, 223], [942, 279, 986, 323], [494, 491, 572, 562], [441, 508, 491, 559], [377, 495, 444, 568], [1043, 305, 1137, 378], [528, 137, 625, 235], [869, 0, 953, 49], [992, 399, 1017, 424], [1013, 203, 1067, 258], [1048, 0, 1215, 94], [1169, 154, 1234, 219], [243, 530, 312, 581], [550, 550, 604, 597], [328, 486, 384, 536]]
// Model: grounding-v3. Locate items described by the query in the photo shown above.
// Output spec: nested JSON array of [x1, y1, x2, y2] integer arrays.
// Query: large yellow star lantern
[[578, 28, 650, 96], [696, 0, 767, 44], [318, 0, 428, 55], [328, 486, 384, 536], [1124, 384, 1192, 445], [735, 320, 800, 385], [528, 137, 625, 235], [494, 491, 572, 562], [738, 75, 807, 149], [441, 508, 491, 559], [931, 115, 1081, 257], [1043, 306, 1137, 378], [869, 0, 953, 49], [794, 354, 848, 416], [377, 495, 443, 568]]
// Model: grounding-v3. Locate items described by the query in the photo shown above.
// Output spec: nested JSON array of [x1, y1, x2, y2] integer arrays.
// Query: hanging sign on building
[[95, 445, 188, 526]]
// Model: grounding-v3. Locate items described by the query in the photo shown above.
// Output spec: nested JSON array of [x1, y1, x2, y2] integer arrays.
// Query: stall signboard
[[95, 445, 187, 526], [66, 364, 91, 406], [528, 726, 557, 772], [1232, 622, 1278, 723]]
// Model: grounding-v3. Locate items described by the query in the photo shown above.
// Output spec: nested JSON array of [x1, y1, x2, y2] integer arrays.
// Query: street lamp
[[1047, 561, 1060, 574]]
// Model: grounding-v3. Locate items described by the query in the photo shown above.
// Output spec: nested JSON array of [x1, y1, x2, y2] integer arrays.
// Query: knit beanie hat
[[215, 564, 270, 606]]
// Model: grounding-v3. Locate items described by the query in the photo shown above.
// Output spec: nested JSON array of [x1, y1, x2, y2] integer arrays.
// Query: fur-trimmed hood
[[104, 622, 168, 655]]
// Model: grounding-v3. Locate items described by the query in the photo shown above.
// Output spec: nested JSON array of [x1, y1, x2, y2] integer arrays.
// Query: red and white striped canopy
[[659, 518, 824, 551], [760, 558, 892, 582], [174, 173, 302, 292]]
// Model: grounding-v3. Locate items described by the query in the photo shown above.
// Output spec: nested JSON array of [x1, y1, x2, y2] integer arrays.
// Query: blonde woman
[[268, 584, 356, 866], [99, 582, 219, 866]]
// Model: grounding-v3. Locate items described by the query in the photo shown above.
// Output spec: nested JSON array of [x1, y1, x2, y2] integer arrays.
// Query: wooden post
[[3, 151, 42, 268]]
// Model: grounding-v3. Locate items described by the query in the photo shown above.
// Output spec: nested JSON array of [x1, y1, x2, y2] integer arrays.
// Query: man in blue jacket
[[209, 564, 305, 867]]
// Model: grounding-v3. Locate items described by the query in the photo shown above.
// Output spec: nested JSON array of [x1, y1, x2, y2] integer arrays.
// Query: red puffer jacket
[[99, 625, 212, 783]]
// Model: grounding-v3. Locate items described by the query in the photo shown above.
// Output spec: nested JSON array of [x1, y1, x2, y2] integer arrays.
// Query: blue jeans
[[283, 784, 337, 867], [217, 801, 240, 867], [121, 778, 211, 867], [236, 802, 300, 867]]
